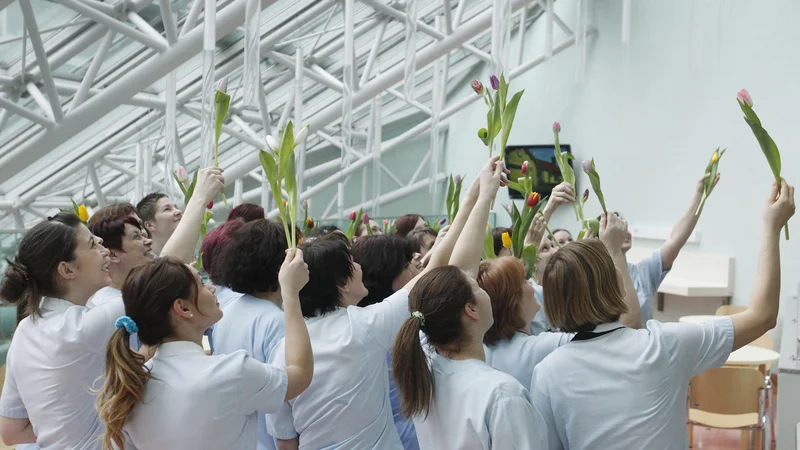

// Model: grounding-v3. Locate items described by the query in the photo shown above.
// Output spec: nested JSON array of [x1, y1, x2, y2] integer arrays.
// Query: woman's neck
[[162, 331, 204, 348], [252, 290, 282, 307], [60, 290, 91, 307], [436, 337, 486, 362]]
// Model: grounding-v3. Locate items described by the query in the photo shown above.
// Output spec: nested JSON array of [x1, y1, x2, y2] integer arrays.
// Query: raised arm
[[600, 212, 641, 329], [278, 249, 314, 401], [731, 180, 795, 350], [160, 167, 224, 262], [661, 173, 720, 270], [540, 182, 575, 222], [449, 156, 507, 279]]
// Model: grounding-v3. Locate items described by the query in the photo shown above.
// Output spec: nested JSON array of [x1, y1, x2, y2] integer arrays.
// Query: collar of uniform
[[593, 321, 624, 333], [154, 340, 206, 358], [40, 297, 78, 313]]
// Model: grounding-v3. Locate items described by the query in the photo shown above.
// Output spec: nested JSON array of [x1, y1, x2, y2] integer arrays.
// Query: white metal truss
[[0, 0, 596, 239]]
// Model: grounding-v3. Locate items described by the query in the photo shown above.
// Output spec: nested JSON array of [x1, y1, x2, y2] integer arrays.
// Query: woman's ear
[[463, 302, 480, 322], [171, 298, 194, 319], [57, 261, 75, 281]]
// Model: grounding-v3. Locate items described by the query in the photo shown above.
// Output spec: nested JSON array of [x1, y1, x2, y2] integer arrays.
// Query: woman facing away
[[265, 156, 504, 450], [391, 157, 548, 450], [212, 219, 290, 450], [200, 218, 246, 312], [530, 180, 794, 450], [96, 252, 313, 450]]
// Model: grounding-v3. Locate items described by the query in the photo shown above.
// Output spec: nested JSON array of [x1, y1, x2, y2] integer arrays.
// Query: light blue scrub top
[[529, 280, 553, 335], [212, 293, 285, 450], [627, 248, 669, 327], [387, 353, 420, 450]]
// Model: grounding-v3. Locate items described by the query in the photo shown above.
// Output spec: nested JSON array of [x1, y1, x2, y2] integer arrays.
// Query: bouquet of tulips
[[696, 148, 725, 216], [259, 121, 309, 249], [445, 174, 463, 224], [344, 209, 364, 240], [61, 199, 89, 224], [472, 74, 525, 160], [736, 88, 789, 240]]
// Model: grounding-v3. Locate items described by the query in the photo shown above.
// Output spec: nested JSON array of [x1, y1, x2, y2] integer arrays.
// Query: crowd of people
[[0, 155, 794, 450]]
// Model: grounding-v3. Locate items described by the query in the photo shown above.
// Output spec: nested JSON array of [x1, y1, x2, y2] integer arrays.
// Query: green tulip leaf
[[214, 90, 231, 167], [499, 90, 524, 159]]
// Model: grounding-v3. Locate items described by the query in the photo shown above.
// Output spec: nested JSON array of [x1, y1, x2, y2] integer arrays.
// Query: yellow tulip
[[501, 231, 513, 249], [711, 151, 719, 164], [77, 204, 89, 222]]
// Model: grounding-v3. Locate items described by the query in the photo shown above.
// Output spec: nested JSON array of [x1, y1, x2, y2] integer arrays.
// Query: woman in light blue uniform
[[212, 219, 289, 450], [531, 181, 794, 450], [351, 234, 424, 450], [96, 252, 314, 450]]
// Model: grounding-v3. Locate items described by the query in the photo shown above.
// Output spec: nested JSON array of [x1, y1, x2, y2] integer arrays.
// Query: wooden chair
[[716, 305, 747, 316], [687, 367, 768, 450]]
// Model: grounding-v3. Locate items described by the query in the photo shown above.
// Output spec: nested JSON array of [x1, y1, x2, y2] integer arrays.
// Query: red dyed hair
[[227, 203, 265, 223], [200, 219, 245, 281], [477, 257, 527, 346], [395, 214, 425, 237]]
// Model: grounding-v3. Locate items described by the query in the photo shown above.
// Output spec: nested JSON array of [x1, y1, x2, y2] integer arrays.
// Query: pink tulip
[[552, 121, 561, 133], [521, 161, 529, 175], [582, 189, 589, 203], [349, 211, 357, 221], [471, 80, 483, 95], [217, 77, 228, 93], [383, 219, 390, 227], [175, 166, 188, 183], [490, 75, 500, 90], [362, 213, 370, 225], [582, 160, 593, 172], [736, 89, 753, 107], [505, 204, 513, 213], [454, 174, 462, 184]]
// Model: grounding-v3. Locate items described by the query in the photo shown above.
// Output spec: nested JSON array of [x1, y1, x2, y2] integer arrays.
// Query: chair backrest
[[689, 367, 764, 415], [716, 305, 746, 316], [750, 332, 775, 351]]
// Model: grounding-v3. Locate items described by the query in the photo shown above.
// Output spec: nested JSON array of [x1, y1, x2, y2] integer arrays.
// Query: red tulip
[[521, 161, 529, 175], [349, 211, 357, 221], [362, 213, 370, 225], [206, 201, 214, 209], [471, 80, 484, 95], [582, 189, 589, 203], [527, 192, 540, 208], [306, 218, 314, 229]]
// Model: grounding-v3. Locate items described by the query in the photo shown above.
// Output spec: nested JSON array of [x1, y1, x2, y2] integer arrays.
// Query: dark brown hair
[[135, 192, 167, 223], [392, 266, 474, 418], [216, 219, 288, 294], [351, 234, 414, 307], [406, 228, 437, 254], [97, 257, 198, 450], [200, 219, 245, 282], [87, 203, 139, 229], [395, 214, 425, 237], [477, 257, 527, 346], [0, 213, 83, 319], [542, 239, 628, 332], [89, 215, 143, 252]]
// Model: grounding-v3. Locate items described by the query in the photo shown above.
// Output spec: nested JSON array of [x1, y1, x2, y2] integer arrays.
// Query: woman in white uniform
[[96, 251, 313, 450], [391, 157, 547, 450], [265, 156, 504, 450], [212, 219, 289, 450], [0, 212, 114, 449], [531, 180, 794, 450]]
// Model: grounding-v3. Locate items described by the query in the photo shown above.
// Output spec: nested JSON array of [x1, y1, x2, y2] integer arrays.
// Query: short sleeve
[[78, 296, 126, 355], [487, 390, 549, 450], [632, 249, 667, 299], [658, 317, 734, 376], [530, 369, 565, 450], [238, 355, 289, 414], [352, 289, 410, 350], [0, 361, 28, 419]]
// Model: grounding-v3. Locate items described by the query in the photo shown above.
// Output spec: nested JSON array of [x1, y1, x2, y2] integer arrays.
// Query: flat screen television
[[504, 144, 572, 200]]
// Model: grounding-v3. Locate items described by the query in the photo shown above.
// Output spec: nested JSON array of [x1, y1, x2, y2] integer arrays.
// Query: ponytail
[[392, 315, 434, 418], [96, 327, 149, 450]]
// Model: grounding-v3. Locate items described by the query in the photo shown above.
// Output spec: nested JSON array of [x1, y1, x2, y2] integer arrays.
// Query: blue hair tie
[[115, 316, 139, 334]]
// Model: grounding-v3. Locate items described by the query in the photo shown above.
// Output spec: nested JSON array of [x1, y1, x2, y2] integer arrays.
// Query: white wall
[[443, 0, 800, 314]]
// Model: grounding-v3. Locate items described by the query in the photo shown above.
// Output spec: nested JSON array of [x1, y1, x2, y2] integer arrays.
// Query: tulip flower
[[582, 189, 589, 203], [362, 213, 370, 225], [582, 160, 593, 172], [175, 166, 188, 183], [471, 80, 484, 95], [501, 231, 513, 249], [349, 210, 357, 221], [383, 219, 390, 227], [206, 201, 214, 210], [552, 121, 561, 133], [303, 200, 309, 210], [505, 204, 513, 213], [438, 218, 447, 226], [527, 192, 540, 208], [77, 204, 89, 222], [521, 161, 529, 175], [216, 77, 227, 93], [265, 135, 280, 152], [490, 75, 500, 90], [736, 89, 753, 107], [306, 218, 314, 229], [294, 126, 309, 146], [454, 174, 462, 184], [711, 150, 719, 164]]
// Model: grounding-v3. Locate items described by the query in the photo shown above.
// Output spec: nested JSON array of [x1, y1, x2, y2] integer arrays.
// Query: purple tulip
[[552, 121, 561, 133], [362, 213, 370, 225], [438, 218, 447, 226], [582, 160, 593, 172], [454, 174, 462, 184], [490, 75, 500, 90], [217, 77, 228, 93]]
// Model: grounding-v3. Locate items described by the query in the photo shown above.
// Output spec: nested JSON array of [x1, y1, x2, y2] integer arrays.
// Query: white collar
[[154, 340, 206, 358], [40, 297, 80, 313], [593, 321, 624, 333]]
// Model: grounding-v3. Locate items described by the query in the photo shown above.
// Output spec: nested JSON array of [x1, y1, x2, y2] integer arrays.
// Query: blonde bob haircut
[[477, 257, 527, 346], [542, 239, 628, 333]]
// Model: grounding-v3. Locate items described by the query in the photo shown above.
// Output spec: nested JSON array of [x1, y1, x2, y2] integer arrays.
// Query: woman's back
[[484, 331, 570, 391], [266, 290, 410, 450], [530, 318, 734, 450], [0, 298, 123, 449], [413, 353, 548, 450], [126, 341, 288, 450]]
